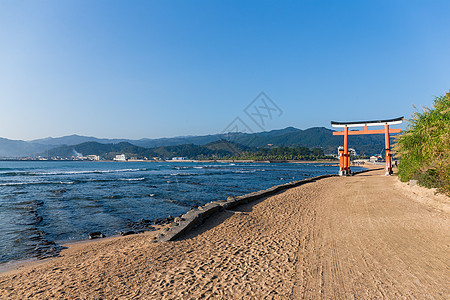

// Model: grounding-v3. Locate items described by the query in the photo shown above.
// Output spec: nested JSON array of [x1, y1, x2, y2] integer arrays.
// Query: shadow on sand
[[174, 196, 271, 241]]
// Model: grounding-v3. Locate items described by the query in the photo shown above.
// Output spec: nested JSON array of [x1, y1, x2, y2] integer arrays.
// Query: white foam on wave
[[0, 181, 75, 186], [0, 182, 33, 186], [119, 177, 145, 181], [170, 173, 196, 176], [37, 168, 141, 176]]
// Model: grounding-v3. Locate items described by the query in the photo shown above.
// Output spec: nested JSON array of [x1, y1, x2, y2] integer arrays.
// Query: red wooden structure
[[331, 117, 403, 176]]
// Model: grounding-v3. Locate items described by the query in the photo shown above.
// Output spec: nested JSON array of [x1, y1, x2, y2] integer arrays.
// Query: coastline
[[0, 158, 340, 163], [0, 170, 344, 275], [0, 164, 376, 275], [1, 166, 448, 298], [0, 160, 351, 268]]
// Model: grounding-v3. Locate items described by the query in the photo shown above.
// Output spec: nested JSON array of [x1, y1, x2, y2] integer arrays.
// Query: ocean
[[0, 161, 365, 264]]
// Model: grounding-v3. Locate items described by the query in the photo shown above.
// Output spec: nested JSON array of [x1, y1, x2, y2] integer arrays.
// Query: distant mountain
[[44, 140, 249, 160], [0, 126, 395, 158], [30, 133, 222, 149], [44, 142, 150, 159], [31, 134, 129, 146], [132, 134, 222, 148], [204, 139, 256, 153], [0, 138, 48, 158]]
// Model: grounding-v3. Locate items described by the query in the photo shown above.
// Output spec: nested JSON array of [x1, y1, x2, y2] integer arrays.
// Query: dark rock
[[126, 219, 155, 232], [119, 231, 135, 236], [139, 218, 153, 224], [154, 216, 174, 225], [88, 232, 105, 239]]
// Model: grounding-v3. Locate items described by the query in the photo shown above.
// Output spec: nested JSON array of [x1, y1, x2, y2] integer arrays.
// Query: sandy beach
[[1, 167, 449, 299]]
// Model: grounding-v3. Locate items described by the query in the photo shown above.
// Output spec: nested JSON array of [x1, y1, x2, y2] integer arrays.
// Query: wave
[[0, 171, 35, 177], [0, 181, 75, 186], [36, 168, 141, 176], [118, 177, 145, 181], [169, 173, 197, 176], [168, 171, 234, 177], [172, 166, 208, 170]]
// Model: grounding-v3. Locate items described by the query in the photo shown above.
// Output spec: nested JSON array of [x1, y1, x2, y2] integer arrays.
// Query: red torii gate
[[331, 117, 403, 176]]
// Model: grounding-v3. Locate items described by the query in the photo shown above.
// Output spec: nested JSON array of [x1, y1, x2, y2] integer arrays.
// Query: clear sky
[[0, 0, 449, 140]]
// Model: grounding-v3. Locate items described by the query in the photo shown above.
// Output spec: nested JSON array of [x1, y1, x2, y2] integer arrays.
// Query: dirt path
[[1, 169, 449, 299]]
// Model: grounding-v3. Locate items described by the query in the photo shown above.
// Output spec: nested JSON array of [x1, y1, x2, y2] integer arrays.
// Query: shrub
[[395, 92, 450, 195]]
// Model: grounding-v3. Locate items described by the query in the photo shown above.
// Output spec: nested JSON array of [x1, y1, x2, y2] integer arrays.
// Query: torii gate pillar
[[331, 117, 403, 176], [384, 124, 393, 175]]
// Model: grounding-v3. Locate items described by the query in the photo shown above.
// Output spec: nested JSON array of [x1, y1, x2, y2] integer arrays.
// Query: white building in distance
[[86, 155, 101, 161], [114, 154, 127, 161], [171, 157, 187, 160]]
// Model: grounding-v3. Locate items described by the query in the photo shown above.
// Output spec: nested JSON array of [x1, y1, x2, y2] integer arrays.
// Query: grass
[[394, 91, 450, 196]]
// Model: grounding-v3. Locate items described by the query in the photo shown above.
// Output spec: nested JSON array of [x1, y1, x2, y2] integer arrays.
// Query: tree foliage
[[395, 92, 450, 195], [233, 146, 328, 161]]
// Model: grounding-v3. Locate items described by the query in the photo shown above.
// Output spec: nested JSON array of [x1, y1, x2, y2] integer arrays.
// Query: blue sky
[[0, 0, 449, 140]]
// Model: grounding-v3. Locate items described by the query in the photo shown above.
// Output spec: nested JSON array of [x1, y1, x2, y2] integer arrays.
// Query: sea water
[[0, 161, 365, 264]]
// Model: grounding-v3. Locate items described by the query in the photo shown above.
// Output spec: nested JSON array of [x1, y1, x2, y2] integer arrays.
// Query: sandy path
[[1, 169, 449, 299]]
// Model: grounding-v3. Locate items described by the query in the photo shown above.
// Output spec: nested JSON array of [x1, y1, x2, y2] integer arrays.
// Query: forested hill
[[44, 140, 257, 160], [1, 126, 394, 158]]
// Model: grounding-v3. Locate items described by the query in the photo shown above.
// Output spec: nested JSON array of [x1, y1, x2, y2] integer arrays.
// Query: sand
[[1, 168, 449, 299]]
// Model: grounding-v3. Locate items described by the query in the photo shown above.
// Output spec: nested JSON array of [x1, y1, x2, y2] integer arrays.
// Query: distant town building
[[171, 157, 186, 160], [86, 155, 101, 161], [114, 154, 127, 161]]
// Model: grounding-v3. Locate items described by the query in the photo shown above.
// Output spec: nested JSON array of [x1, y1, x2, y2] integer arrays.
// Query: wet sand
[[1, 168, 449, 299]]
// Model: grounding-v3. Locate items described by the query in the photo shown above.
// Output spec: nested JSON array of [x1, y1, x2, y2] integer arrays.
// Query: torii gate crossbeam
[[331, 117, 403, 176]]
